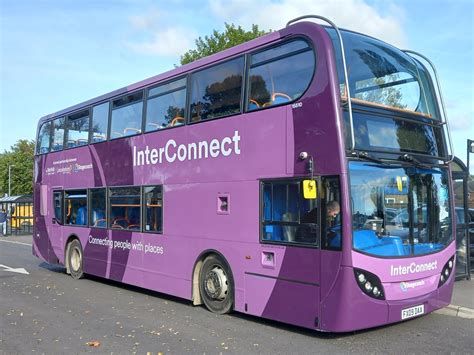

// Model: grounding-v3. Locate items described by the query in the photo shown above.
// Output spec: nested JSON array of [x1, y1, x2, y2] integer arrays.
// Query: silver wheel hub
[[71, 248, 81, 272], [204, 266, 228, 300]]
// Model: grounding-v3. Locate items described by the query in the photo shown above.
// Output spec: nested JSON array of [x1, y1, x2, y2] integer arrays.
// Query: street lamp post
[[467, 139, 474, 175], [467, 139, 474, 278], [8, 164, 15, 197]]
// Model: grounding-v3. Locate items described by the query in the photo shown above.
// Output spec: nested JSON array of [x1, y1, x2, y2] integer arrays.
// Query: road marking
[[0, 239, 32, 247], [0, 264, 30, 275]]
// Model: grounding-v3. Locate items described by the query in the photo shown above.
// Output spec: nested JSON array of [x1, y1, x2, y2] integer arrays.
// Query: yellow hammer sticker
[[303, 180, 317, 199]]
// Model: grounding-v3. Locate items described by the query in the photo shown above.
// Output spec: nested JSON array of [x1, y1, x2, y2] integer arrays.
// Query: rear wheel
[[199, 255, 234, 314], [67, 239, 84, 279]]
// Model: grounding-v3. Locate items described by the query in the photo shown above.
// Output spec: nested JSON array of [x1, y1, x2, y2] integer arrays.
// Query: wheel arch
[[191, 249, 235, 307]]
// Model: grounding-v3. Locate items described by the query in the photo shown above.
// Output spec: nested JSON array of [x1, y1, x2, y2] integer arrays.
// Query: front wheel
[[199, 255, 234, 314], [67, 239, 84, 279]]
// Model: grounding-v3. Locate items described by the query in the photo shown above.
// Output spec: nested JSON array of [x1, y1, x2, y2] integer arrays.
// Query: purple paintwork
[[33, 20, 455, 333]]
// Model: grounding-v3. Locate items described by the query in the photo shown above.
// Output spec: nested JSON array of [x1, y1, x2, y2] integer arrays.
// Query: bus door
[[49, 189, 64, 262], [246, 179, 322, 329], [319, 177, 344, 328]]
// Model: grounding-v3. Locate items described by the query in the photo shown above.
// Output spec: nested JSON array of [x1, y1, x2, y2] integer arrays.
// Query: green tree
[[180, 23, 269, 65], [0, 140, 35, 196]]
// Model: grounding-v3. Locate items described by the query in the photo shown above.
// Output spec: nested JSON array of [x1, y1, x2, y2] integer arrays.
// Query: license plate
[[401, 304, 424, 320]]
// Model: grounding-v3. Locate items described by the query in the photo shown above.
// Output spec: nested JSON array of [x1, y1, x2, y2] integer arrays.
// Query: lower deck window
[[143, 186, 163, 232], [261, 180, 319, 245], [53, 191, 63, 223], [109, 187, 141, 230], [90, 188, 106, 228], [65, 190, 87, 225]]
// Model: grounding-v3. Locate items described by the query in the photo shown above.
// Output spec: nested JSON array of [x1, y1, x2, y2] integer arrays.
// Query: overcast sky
[[1, 0, 472, 169]]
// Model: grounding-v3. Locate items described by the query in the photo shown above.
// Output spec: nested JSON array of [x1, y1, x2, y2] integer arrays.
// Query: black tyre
[[199, 255, 234, 314], [67, 239, 84, 279]]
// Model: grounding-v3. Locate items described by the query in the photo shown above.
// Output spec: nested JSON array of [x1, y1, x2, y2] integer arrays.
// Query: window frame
[[36, 121, 53, 155], [260, 177, 321, 248], [109, 91, 145, 141], [141, 185, 164, 234], [245, 37, 316, 113], [51, 116, 66, 152], [320, 175, 343, 251], [64, 189, 89, 227], [65, 108, 91, 150], [88, 187, 108, 229], [52, 190, 64, 224], [107, 185, 142, 230], [144, 76, 188, 134], [347, 106, 447, 159], [187, 55, 246, 124], [90, 101, 110, 145]]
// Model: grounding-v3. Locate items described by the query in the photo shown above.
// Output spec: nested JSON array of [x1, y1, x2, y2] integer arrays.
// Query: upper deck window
[[51, 117, 65, 152], [248, 39, 315, 110], [110, 92, 143, 139], [66, 110, 89, 148], [189, 57, 244, 122], [146, 77, 186, 131], [91, 102, 109, 144], [37, 121, 51, 154], [326, 29, 440, 118]]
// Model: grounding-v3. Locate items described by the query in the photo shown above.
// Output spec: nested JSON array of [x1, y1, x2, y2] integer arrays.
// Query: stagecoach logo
[[46, 159, 92, 175], [400, 280, 425, 292], [73, 163, 93, 173]]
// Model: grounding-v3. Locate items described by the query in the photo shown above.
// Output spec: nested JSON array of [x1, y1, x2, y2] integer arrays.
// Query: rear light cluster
[[354, 268, 385, 300], [438, 256, 455, 287]]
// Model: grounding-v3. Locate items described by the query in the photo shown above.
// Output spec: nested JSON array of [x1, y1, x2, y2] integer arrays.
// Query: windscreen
[[349, 161, 452, 257], [326, 29, 440, 119]]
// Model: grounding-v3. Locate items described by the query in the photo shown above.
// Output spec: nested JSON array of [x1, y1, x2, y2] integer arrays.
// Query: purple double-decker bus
[[33, 16, 456, 332]]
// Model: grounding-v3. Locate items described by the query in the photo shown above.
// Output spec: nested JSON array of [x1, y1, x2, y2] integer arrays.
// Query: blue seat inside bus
[[248, 100, 260, 110], [272, 93, 291, 104], [76, 206, 88, 225]]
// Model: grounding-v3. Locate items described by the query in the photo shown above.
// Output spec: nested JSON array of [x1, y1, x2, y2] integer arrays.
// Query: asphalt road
[[0, 238, 472, 354]]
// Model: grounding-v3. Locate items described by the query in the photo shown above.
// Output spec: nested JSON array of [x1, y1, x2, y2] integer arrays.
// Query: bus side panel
[[136, 179, 262, 302], [84, 227, 109, 278], [242, 245, 320, 329]]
